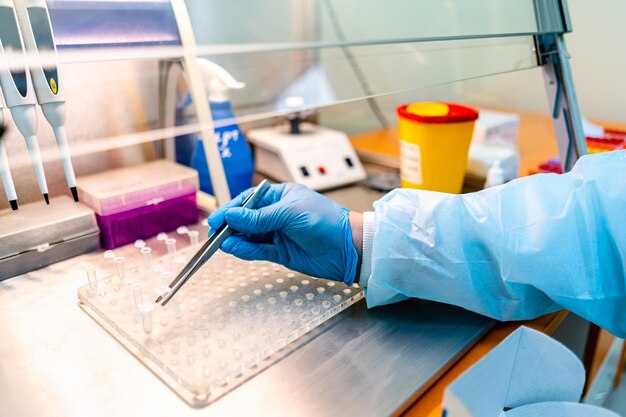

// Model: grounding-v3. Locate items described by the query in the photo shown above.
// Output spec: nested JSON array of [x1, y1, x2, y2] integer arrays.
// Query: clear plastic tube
[[86, 267, 97, 289], [188, 230, 199, 246], [141, 247, 152, 265], [86, 267, 106, 296], [141, 247, 152, 281], [114, 256, 125, 280], [165, 238, 177, 254], [133, 284, 144, 307], [137, 303, 154, 333]]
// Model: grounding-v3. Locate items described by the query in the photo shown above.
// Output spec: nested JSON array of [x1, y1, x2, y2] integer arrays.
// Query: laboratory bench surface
[[0, 225, 494, 417], [1, 111, 624, 417], [0, 251, 562, 417]]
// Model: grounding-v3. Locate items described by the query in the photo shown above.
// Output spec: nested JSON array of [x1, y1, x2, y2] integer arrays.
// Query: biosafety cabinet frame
[[533, 0, 588, 171]]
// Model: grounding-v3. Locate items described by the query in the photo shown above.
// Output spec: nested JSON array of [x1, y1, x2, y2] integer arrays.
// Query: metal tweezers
[[156, 179, 271, 306]]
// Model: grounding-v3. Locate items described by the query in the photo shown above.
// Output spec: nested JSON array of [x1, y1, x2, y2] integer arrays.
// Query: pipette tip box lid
[[0, 196, 100, 280], [97, 191, 198, 249], [76, 160, 199, 216]]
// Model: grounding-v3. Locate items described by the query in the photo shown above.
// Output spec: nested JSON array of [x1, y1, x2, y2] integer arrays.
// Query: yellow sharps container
[[397, 102, 479, 193]]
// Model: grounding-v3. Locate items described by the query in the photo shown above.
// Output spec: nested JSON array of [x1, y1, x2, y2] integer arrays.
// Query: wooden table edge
[[400, 310, 569, 417]]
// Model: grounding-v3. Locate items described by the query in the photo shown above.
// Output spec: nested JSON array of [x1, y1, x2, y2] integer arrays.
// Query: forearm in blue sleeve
[[362, 151, 626, 337]]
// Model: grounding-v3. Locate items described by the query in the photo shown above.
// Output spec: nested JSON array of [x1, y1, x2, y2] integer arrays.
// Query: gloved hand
[[208, 183, 359, 285]]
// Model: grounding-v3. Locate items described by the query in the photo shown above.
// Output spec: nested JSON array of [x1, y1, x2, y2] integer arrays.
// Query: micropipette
[[13, 0, 78, 202], [0, 0, 48, 203], [156, 179, 271, 306], [0, 95, 18, 210]]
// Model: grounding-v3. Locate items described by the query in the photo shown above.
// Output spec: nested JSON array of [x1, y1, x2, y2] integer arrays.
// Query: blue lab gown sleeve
[[359, 150, 626, 338]]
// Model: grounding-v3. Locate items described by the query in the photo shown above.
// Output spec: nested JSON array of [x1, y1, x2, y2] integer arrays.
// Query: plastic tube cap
[[397, 102, 479, 124]]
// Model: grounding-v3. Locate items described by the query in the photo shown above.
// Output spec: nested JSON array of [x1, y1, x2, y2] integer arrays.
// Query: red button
[[318, 166, 326, 174]]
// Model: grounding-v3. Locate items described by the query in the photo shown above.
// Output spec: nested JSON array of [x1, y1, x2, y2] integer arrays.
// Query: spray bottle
[[485, 160, 505, 188], [188, 59, 253, 198]]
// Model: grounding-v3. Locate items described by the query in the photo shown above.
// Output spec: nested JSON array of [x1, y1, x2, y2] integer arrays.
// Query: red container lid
[[397, 102, 479, 124]]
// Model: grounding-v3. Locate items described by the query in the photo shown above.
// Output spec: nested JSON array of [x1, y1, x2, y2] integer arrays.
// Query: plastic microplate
[[77, 246, 363, 407]]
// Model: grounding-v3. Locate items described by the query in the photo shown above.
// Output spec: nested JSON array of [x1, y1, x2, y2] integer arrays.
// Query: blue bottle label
[[217, 129, 240, 159], [181, 96, 254, 197]]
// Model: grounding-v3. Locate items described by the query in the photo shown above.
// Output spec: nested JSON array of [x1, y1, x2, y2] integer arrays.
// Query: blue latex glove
[[208, 183, 359, 285]]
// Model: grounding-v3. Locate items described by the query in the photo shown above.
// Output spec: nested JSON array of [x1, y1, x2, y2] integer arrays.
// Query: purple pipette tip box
[[97, 192, 198, 249]]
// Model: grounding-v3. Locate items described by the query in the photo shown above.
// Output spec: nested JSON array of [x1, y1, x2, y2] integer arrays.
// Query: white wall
[[455, 0, 626, 122], [561, 0, 626, 122]]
